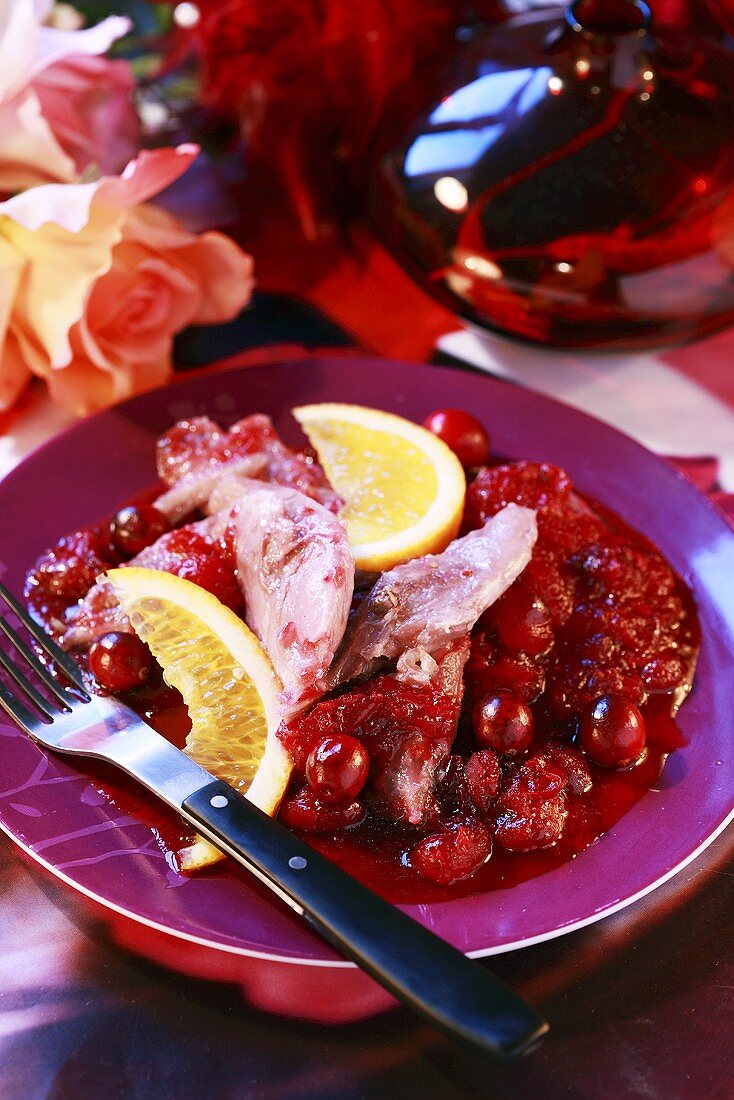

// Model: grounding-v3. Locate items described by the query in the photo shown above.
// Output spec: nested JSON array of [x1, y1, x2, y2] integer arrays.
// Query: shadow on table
[[0, 821, 732, 1100]]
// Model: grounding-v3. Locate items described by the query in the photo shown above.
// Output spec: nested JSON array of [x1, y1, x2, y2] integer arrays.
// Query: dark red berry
[[155, 416, 263, 487], [279, 787, 365, 832], [434, 755, 475, 817], [641, 654, 686, 692], [422, 408, 490, 468], [411, 818, 492, 885], [305, 735, 370, 804], [472, 691, 534, 755], [88, 631, 153, 693], [522, 754, 569, 797], [483, 654, 546, 703], [110, 505, 171, 558], [465, 750, 502, 815], [278, 675, 456, 775], [492, 579, 554, 657], [578, 694, 646, 768]]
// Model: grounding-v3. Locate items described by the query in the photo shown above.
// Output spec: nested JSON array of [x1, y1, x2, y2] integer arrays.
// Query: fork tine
[[0, 617, 76, 709], [0, 677, 43, 734], [0, 583, 88, 695], [0, 646, 58, 720]]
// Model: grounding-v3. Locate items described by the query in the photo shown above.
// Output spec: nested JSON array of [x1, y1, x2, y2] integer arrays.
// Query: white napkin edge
[[437, 328, 734, 491]]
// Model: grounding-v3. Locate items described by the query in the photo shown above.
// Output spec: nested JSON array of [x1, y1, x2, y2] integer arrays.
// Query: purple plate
[[1, 357, 733, 1018]]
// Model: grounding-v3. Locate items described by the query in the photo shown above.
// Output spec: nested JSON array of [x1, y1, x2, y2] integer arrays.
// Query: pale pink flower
[[0, 145, 255, 414], [0, 0, 138, 193]]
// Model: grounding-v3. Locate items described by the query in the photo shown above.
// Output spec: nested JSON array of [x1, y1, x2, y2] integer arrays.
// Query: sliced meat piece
[[62, 517, 233, 648], [155, 455, 266, 524], [156, 413, 341, 512], [219, 480, 354, 715], [394, 632, 473, 690], [331, 503, 538, 687]]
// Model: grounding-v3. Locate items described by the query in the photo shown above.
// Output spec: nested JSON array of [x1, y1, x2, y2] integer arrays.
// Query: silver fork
[[0, 581, 548, 1060]]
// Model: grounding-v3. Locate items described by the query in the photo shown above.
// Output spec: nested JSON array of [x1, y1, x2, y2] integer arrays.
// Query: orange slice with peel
[[105, 567, 290, 870], [292, 402, 466, 572]]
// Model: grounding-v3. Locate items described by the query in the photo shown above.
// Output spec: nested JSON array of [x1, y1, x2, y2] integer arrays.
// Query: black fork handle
[[183, 780, 549, 1060]]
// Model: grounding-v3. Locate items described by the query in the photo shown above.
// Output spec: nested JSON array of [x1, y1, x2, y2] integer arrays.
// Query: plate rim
[[2, 798, 732, 969]]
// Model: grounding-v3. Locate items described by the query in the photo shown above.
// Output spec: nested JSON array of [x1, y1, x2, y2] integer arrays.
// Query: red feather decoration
[[156, 0, 485, 235]]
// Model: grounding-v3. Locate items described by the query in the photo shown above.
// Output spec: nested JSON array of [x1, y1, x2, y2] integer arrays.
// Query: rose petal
[[121, 205, 254, 324], [0, 237, 29, 411], [42, 313, 173, 415], [0, 89, 75, 191], [0, 145, 200, 232], [34, 54, 138, 176], [0, 146, 200, 368], [0, 0, 39, 100], [0, 328, 32, 411], [97, 145, 200, 212], [31, 15, 131, 81]]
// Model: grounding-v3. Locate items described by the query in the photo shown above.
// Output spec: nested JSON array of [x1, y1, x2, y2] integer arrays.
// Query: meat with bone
[[156, 413, 341, 512], [330, 503, 538, 687], [213, 480, 354, 715]]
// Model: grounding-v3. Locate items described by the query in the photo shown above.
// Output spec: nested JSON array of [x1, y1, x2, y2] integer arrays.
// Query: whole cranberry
[[422, 409, 490, 468], [579, 694, 646, 768], [306, 735, 370, 804], [88, 631, 153, 693], [492, 580, 554, 657], [472, 691, 534, 755], [110, 505, 171, 558]]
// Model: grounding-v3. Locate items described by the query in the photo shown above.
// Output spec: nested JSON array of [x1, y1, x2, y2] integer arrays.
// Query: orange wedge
[[105, 567, 291, 870], [292, 402, 466, 572]]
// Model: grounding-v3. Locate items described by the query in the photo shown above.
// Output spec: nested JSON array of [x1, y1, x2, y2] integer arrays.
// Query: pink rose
[[0, 146, 255, 414], [0, 0, 138, 193]]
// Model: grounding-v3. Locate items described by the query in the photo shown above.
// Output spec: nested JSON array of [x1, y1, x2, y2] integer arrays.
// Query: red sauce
[[298, 696, 686, 904], [24, 460, 699, 905]]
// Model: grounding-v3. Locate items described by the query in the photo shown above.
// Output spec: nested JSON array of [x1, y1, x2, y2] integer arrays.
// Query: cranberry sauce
[[279, 460, 698, 904], [294, 700, 686, 904], [24, 459, 699, 905]]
